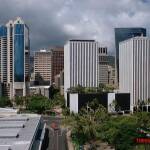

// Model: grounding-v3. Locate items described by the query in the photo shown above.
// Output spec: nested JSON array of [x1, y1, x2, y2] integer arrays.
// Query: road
[[43, 116, 68, 150]]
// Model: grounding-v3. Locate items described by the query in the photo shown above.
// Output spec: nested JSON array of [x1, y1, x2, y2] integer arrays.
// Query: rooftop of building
[[29, 85, 51, 89], [115, 27, 146, 30], [0, 111, 42, 150], [0, 107, 18, 113], [35, 47, 64, 54], [69, 39, 95, 42], [120, 36, 150, 44], [35, 49, 52, 53], [49, 46, 64, 51], [0, 108, 18, 117]]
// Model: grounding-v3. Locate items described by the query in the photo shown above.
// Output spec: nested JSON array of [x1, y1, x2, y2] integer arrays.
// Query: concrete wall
[[108, 93, 115, 113], [69, 93, 130, 113], [69, 94, 78, 113], [29, 86, 50, 99]]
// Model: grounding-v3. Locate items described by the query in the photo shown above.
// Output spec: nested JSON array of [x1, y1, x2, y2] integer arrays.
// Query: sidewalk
[[66, 129, 75, 150]]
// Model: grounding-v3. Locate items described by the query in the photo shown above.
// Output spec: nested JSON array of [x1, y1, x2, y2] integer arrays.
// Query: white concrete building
[[64, 40, 99, 99], [119, 37, 150, 110]]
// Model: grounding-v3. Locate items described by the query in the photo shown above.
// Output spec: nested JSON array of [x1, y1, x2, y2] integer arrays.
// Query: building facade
[[29, 85, 50, 99], [54, 70, 64, 95], [68, 93, 130, 113], [64, 40, 98, 99], [0, 17, 30, 99], [98, 47, 109, 84], [108, 65, 115, 85], [34, 47, 64, 85], [34, 49, 52, 84], [115, 28, 146, 86], [98, 47, 115, 86], [119, 37, 150, 110], [51, 47, 64, 83]]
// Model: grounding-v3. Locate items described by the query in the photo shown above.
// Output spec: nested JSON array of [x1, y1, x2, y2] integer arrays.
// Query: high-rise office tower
[[115, 28, 146, 86], [108, 55, 115, 68], [51, 47, 64, 83], [98, 47, 109, 84], [64, 40, 98, 99], [119, 37, 150, 111], [34, 47, 64, 85], [34, 49, 52, 84], [0, 17, 30, 98], [98, 47, 115, 86]]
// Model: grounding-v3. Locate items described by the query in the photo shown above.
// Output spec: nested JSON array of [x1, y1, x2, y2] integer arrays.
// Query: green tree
[[15, 96, 24, 106], [26, 95, 52, 114], [49, 85, 59, 99], [0, 97, 12, 107], [98, 116, 138, 150], [84, 87, 97, 93], [97, 83, 105, 92], [67, 85, 85, 93], [63, 97, 150, 150], [97, 83, 114, 93], [52, 93, 65, 107], [88, 98, 99, 110], [136, 112, 150, 128], [35, 72, 45, 85], [63, 101, 109, 145], [74, 85, 85, 93]]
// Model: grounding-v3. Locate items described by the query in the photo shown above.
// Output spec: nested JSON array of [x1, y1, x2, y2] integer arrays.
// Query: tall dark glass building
[[14, 24, 25, 82], [115, 28, 146, 86], [0, 17, 30, 98]]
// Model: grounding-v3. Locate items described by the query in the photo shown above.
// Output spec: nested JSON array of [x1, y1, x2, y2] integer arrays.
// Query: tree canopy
[[0, 97, 12, 107], [63, 99, 150, 150]]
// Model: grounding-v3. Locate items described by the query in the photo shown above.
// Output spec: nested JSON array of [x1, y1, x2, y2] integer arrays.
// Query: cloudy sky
[[0, 0, 150, 54]]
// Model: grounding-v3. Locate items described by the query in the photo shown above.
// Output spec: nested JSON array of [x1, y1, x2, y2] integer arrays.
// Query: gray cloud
[[0, 0, 150, 54]]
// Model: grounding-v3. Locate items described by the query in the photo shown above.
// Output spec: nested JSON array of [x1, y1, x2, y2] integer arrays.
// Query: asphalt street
[[43, 116, 68, 150]]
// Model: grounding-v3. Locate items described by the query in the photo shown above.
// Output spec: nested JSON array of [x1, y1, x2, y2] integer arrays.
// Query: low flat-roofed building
[[29, 85, 50, 99], [67, 93, 130, 113], [0, 113, 46, 150], [0, 108, 18, 117]]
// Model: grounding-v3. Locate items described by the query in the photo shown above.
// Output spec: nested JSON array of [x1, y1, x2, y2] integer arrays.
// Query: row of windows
[[98, 47, 107, 54]]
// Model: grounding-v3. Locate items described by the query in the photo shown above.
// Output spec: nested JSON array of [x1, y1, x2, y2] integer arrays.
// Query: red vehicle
[[50, 122, 59, 130]]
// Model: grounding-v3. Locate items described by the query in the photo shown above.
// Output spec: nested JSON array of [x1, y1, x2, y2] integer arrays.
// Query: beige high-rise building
[[98, 47, 115, 87], [34, 49, 52, 84], [98, 47, 109, 85]]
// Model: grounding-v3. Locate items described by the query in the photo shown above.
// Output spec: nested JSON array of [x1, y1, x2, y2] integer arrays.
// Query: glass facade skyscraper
[[115, 28, 146, 85], [0, 17, 30, 98], [0, 26, 7, 37], [14, 24, 25, 82]]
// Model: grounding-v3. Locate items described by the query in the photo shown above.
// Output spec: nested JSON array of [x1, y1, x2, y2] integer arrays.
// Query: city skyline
[[1, 1, 150, 150], [0, 0, 150, 53]]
